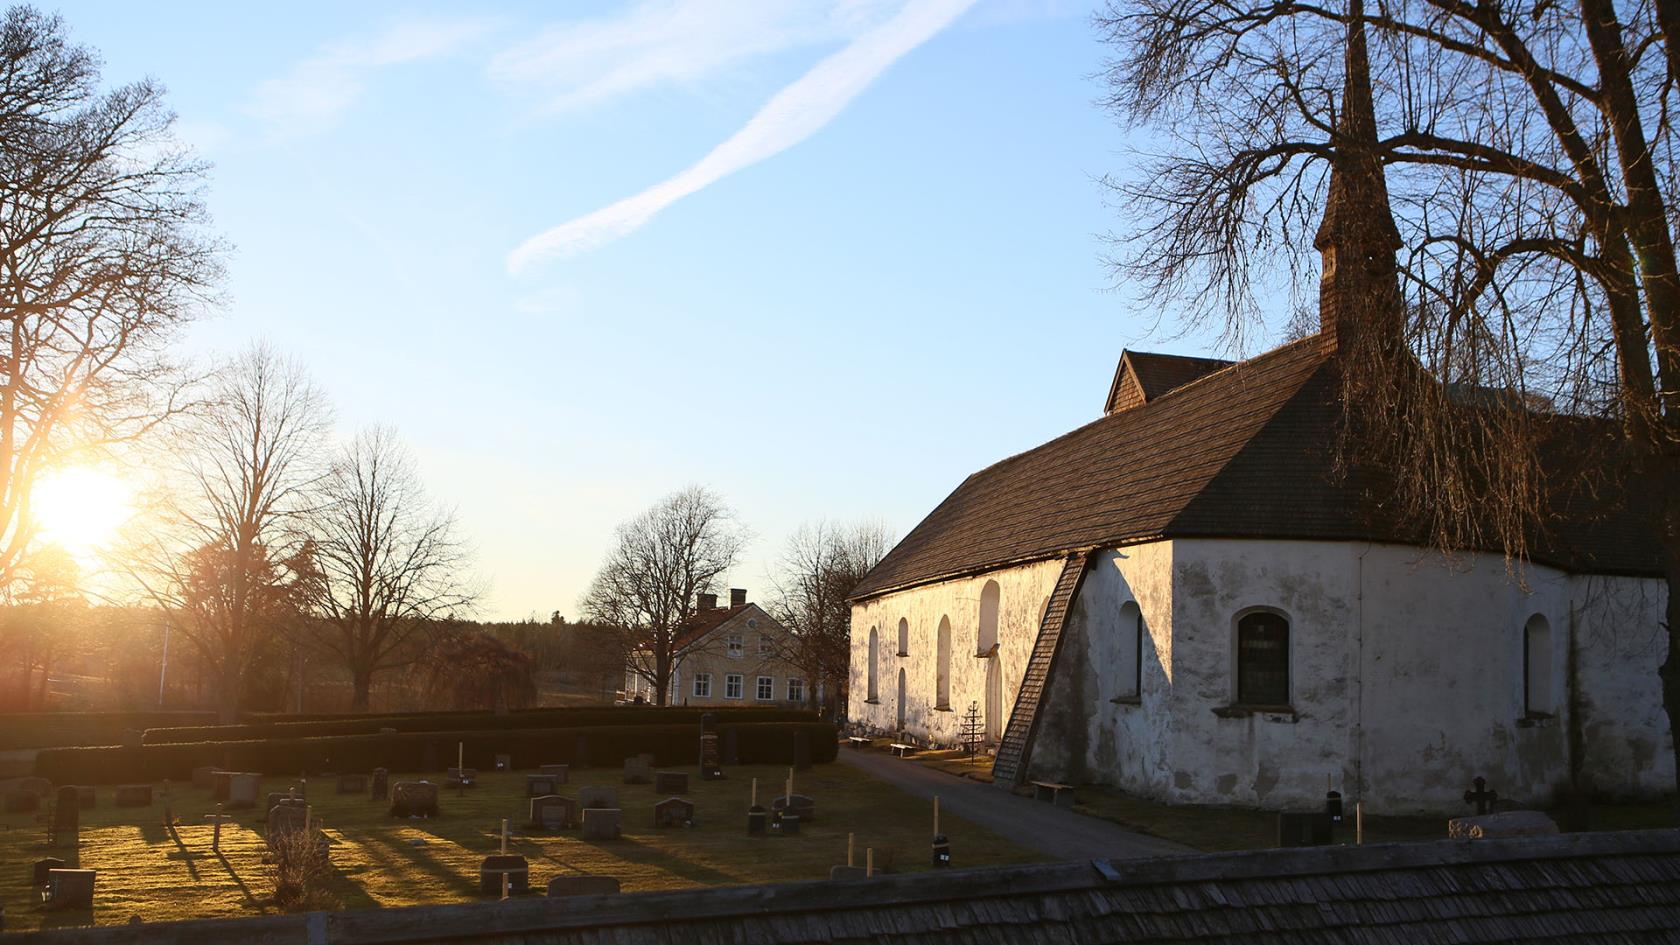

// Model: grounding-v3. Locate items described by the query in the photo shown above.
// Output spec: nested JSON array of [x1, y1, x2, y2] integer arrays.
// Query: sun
[[32, 466, 133, 557]]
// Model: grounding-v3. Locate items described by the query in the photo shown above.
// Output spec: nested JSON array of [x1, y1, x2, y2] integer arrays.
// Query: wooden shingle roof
[[851, 336, 1659, 600], [1104, 350, 1235, 415]]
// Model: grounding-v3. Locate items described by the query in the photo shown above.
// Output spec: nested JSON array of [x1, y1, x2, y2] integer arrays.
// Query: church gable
[[1104, 350, 1234, 415]]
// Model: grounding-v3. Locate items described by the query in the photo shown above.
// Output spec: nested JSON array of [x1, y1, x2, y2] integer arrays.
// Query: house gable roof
[[671, 603, 769, 654]]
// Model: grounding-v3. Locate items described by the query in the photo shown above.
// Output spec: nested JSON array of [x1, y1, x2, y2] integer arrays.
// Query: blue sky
[[53, 0, 1233, 619]]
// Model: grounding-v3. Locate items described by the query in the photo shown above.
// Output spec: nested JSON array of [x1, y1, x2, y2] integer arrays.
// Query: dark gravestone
[[529, 794, 577, 830], [547, 875, 620, 898], [1463, 776, 1499, 815], [336, 774, 367, 794], [539, 764, 569, 784], [771, 794, 815, 824], [578, 786, 618, 810], [793, 731, 812, 771], [746, 805, 767, 835], [654, 772, 689, 795], [390, 781, 440, 818], [526, 775, 559, 797], [213, 771, 235, 802], [266, 804, 310, 850], [4, 791, 37, 813], [192, 766, 218, 791], [72, 786, 95, 809], [114, 784, 153, 808], [44, 869, 95, 911], [478, 854, 529, 896], [722, 729, 739, 765], [265, 793, 305, 818], [698, 733, 723, 781], [581, 808, 621, 841], [422, 743, 441, 773], [32, 857, 66, 887], [622, 756, 652, 785], [653, 797, 694, 828], [52, 786, 79, 846], [779, 813, 801, 835], [370, 768, 389, 801], [1277, 811, 1334, 847]]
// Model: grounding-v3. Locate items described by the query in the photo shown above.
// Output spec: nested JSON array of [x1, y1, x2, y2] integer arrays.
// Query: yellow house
[[622, 589, 810, 708]]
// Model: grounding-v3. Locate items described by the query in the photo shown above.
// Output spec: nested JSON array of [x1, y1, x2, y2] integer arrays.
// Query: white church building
[[846, 21, 1671, 817]]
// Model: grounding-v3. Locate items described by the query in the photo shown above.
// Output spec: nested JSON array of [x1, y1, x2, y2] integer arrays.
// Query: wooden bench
[[1031, 780, 1076, 808], [888, 743, 917, 758], [846, 736, 872, 750]]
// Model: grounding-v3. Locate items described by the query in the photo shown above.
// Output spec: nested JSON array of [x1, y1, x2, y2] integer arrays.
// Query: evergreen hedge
[[35, 720, 839, 784]]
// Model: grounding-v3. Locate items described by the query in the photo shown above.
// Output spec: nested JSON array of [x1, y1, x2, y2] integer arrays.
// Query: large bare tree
[[303, 426, 475, 710], [581, 486, 746, 707], [0, 6, 222, 586], [128, 346, 329, 721], [1098, 0, 1679, 792], [767, 520, 892, 720]]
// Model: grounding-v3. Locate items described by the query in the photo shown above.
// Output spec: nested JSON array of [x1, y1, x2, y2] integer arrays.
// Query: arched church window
[[935, 616, 952, 709], [1236, 610, 1289, 707], [1117, 601, 1143, 701], [1524, 614, 1552, 717], [977, 580, 1000, 656], [866, 626, 879, 703], [897, 617, 909, 657]]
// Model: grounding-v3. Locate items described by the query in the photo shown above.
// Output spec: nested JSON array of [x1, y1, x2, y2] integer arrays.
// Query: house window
[[759, 634, 773, 656], [756, 676, 774, 700], [1117, 601, 1142, 701], [692, 673, 712, 698], [897, 617, 909, 657], [867, 626, 879, 702], [935, 616, 952, 709], [1524, 614, 1552, 717], [1236, 611, 1290, 707], [977, 580, 1000, 656], [727, 634, 743, 659], [724, 674, 743, 700], [788, 678, 805, 702]]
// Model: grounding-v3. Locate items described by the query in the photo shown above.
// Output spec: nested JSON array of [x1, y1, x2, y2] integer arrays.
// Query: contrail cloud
[[507, 0, 976, 273]]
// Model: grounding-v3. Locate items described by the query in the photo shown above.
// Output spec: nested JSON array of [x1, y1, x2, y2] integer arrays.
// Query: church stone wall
[[848, 558, 1065, 745], [1569, 573, 1673, 799]]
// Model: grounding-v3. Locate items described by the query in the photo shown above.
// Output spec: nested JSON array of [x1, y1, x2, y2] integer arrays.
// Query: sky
[[50, 0, 1234, 620]]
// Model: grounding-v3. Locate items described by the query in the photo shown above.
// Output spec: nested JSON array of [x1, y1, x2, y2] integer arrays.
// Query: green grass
[[1, 762, 1043, 932]]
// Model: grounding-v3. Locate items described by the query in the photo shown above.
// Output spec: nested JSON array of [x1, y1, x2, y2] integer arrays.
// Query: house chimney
[[730, 588, 747, 607], [698, 592, 718, 611]]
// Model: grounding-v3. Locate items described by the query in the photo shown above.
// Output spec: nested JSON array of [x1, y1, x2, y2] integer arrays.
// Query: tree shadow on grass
[[547, 835, 736, 887], [355, 828, 477, 897]]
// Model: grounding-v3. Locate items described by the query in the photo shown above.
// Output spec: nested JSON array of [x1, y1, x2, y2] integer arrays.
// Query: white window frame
[[724, 673, 744, 700], [787, 678, 805, 702], [756, 676, 774, 701], [759, 634, 774, 656], [727, 634, 744, 659], [692, 673, 712, 698]]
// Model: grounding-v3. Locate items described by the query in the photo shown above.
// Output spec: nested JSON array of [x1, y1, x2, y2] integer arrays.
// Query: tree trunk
[[214, 662, 241, 724], [351, 668, 374, 712]]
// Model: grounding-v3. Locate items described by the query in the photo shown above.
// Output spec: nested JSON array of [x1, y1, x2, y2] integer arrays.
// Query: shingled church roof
[[850, 337, 1660, 600]]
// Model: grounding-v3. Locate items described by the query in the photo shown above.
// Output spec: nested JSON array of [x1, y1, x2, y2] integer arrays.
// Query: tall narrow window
[[724, 673, 743, 700], [1524, 614, 1552, 717], [897, 618, 910, 657], [1117, 601, 1142, 701], [866, 626, 880, 703], [756, 676, 774, 701], [787, 678, 805, 702], [692, 674, 712, 698], [1236, 611, 1290, 706], [977, 580, 1000, 656], [935, 617, 952, 708]]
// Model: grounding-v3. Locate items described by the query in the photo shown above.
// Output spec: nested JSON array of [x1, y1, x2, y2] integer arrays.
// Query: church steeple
[[1314, 0, 1403, 353]]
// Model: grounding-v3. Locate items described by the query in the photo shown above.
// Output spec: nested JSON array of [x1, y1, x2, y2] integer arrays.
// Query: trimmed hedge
[[142, 706, 819, 745], [0, 709, 442, 751], [35, 720, 839, 785]]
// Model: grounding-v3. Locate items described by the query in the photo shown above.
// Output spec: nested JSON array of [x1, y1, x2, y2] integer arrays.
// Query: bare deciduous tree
[[128, 346, 329, 721], [767, 520, 892, 720], [581, 486, 747, 707], [303, 427, 475, 710], [1098, 0, 1680, 791], [0, 6, 222, 586]]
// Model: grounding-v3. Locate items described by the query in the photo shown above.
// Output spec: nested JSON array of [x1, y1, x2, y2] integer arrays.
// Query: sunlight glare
[[32, 466, 133, 557]]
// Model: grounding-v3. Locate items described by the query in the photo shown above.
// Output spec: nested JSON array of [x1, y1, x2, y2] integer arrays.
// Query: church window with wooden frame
[[1236, 611, 1290, 707]]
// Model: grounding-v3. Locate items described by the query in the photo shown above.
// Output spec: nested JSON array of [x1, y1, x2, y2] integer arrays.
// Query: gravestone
[[539, 764, 569, 783], [114, 784, 153, 808], [1447, 811, 1560, 840], [52, 786, 79, 846], [390, 781, 440, 818], [746, 804, 767, 835], [654, 772, 688, 795], [526, 774, 559, 798], [653, 797, 694, 828], [44, 869, 95, 911], [578, 786, 618, 810], [336, 774, 367, 794], [1277, 811, 1333, 847], [778, 813, 801, 835], [227, 773, 262, 810], [771, 794, 815, 823], [478, 854, 529, 895], [3, 791, 37, 812], [622, 756, 652, 785], [1463, 776, 1500, 815], [447, 767, 477, 788], [370, 768, 389, 801], [192, 766, 219, 791], [72, 786, 95, 809], [793, 731, 812, 771], [581, 808, 621, 840], [529, 794, 577, 830], [266, 792, 306, 818], [213, 771, 235, 802], [422, 743, 441, 772], [494, 753, 513, 772], [546, 875, 620, 898], [722, 729, 739, 765], [266, 803, 310, 850], [0, 776, 53, 798], [32, 857, 65, 887]]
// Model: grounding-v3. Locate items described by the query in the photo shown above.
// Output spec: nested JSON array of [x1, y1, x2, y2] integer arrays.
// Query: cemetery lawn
[[0, 762, 1044, 932]]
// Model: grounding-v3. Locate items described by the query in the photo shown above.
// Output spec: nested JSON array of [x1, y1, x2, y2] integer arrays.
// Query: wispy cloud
[[247, 18, 494, 139], [507, 0, 976, 272]]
